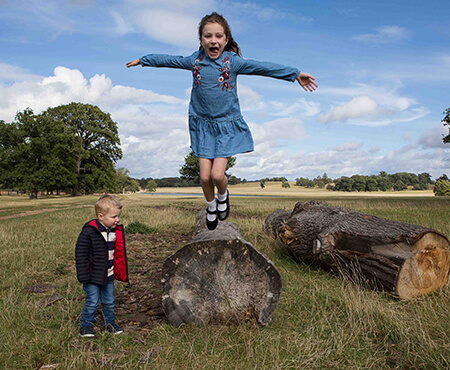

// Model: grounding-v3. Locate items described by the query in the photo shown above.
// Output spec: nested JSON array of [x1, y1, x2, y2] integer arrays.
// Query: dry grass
[[0, 192, 449, 368]]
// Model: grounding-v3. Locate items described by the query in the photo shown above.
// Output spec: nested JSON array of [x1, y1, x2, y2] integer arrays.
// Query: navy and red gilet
[[75, 219, 129, 285]]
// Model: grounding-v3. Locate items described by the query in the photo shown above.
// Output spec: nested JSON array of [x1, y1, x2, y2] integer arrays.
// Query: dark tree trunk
[[161, 209, 282, 327], [264, 201, 450, 300]]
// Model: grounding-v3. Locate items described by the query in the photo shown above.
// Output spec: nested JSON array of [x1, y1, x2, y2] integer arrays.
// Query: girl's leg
[[211, 158, 230, 220], [199, 158, 214, 201], [199, 158, 218, 229], [210, 158, 229, 195]]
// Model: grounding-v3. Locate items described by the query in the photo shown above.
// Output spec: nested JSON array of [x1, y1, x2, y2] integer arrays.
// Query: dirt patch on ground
[[114, 231, 193, 333], [0, 205, 91, 220]]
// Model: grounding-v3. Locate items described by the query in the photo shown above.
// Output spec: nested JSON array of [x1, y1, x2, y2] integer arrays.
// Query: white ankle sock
[[206, 199, 217, 222], [217, 190, 228, 212]]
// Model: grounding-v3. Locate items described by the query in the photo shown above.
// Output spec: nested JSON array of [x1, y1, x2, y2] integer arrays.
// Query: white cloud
[[0, 63, 42, 83], [111, 10, 134, 35], [248, 116, 306, 146], [123, 0, 215, 48], [318, 96, 379, 123], [418, 124, 449, 149], [352, 26, 411, 43], [317, 83, 427, 126]]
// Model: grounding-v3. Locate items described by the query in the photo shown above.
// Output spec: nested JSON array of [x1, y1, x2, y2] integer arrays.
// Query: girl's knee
[[211, 170, 225, 183], [200, 172, 212, 184]]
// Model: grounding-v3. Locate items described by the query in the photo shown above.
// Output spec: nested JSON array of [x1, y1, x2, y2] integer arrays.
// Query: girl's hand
[[297, 72, 317, 92], [126, 59, 140, 68]]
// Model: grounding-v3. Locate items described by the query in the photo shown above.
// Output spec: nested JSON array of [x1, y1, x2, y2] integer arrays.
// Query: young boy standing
[[75, 194, 129, 337]]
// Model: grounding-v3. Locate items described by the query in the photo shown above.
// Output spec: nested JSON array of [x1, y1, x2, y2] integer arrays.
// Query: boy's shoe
[[206, 208, 218, 230], [217, 190, 230, 221], [79, 326, 95, 337], [106, 323, 124, 335]]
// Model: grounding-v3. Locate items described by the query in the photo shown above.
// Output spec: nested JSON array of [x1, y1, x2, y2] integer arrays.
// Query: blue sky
[[1, 0, 448, 180]]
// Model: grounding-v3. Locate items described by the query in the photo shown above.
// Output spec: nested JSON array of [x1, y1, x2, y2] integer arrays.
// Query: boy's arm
[[75, 229, 92, 283]]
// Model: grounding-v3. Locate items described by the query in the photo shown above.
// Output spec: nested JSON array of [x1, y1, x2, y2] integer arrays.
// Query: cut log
[[264, 201, 450, 300], [162, 209, 281, 326]]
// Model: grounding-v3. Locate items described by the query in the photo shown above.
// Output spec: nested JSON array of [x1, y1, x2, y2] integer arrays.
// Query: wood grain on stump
[[162, 210, 281, 326]]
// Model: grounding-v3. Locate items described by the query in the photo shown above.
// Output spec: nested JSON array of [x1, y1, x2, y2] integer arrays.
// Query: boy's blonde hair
[[95, 194, 123, 215]]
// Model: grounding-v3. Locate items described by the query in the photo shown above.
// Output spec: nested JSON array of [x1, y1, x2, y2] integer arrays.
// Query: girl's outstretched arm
[[297, 72, 317, 92], [126, 59, 140, 68]]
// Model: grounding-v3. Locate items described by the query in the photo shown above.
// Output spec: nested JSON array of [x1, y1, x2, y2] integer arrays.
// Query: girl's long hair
[[198, 12, 242, 57]]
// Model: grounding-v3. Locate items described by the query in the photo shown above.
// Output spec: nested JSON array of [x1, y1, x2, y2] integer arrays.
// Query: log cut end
[[396, 232, 450, 300], [161, 232, 282, 327]]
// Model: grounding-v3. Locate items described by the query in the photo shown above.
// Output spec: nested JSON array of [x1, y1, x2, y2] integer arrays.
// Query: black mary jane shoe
[[206, 208, 218, 230], [217, 190, 230, 221]]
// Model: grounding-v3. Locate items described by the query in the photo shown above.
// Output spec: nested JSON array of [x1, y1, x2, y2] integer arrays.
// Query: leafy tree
[[351, 175, 366, 192], [138, 178, 149, 190], [376, 176, 391, 191], [436, 174, 449, 182], [179, 151, 236, 182], [295, 177, 310, 186], [43, 103, 122, 196], [413, 183, 428, 190], [260, 179, 266, 189], [116, 168, 139, 193], [393, 180, 407, 191], [305, 179, 315, 188], [334, 177, 354, 192], [146, 179, 157, 192], [0, 109, 76, 198], [434, 179, 450, 196], [228, 175, 242, 185], [365, 177, 378, 192], [418, 172, 432, 184], [282, 181, 290, 188], [442, 108, 450, 144]]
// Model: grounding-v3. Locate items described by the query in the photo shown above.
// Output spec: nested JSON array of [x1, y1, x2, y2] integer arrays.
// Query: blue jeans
[[80, 281, 115, 328]]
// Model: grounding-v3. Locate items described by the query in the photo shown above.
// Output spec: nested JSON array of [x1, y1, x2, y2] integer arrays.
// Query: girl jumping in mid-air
[[127, 12, 317, 231]]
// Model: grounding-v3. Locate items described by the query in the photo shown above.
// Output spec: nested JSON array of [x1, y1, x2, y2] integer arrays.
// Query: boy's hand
[[297, 72, 317, 92], [126, 59, 140, 68]]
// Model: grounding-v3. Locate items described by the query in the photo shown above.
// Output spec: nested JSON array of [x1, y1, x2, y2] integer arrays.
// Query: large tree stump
[[264, 201, 450, 300], [162, 209, 281, 326]]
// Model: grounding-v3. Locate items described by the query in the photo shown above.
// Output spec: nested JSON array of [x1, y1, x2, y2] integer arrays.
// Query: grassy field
[[0, 187, 449, 369]]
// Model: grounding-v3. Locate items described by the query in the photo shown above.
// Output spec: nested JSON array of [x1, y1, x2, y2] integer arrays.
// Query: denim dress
[[140, 50, 300, 159]]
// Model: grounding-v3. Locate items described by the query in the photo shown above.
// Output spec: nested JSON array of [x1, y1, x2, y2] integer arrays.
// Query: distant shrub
[[125, 221, 158, 234], [434, 180, 450, 196], [413, 183, 428, 190]]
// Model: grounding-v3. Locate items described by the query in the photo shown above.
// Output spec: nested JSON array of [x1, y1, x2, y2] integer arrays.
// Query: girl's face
[[201, 22, 228, 60]]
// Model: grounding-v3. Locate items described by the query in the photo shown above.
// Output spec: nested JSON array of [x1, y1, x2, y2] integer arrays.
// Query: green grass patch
[[124, 220, 159, 234]]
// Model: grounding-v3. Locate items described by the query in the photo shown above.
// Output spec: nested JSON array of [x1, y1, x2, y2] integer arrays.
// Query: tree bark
[[264, 201, 450, 300], [162, 209, 282, 327]]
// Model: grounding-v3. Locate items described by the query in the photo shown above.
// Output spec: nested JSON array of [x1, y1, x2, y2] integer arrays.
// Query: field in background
[[0, 193, 448, 368], [151, 181, 435, 197]]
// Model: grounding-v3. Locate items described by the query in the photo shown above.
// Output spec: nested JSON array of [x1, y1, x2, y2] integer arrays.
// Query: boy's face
[[98, 207, 121, 228], [201, 22, 228, 60]]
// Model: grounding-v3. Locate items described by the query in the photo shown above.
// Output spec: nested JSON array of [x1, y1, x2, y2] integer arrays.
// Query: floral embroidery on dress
[[217, 56, 234, 91], [193, 56, 203, 88]]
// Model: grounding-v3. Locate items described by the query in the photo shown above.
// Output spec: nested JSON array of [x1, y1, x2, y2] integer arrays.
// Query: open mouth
[[209, 46, 219, 56]]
